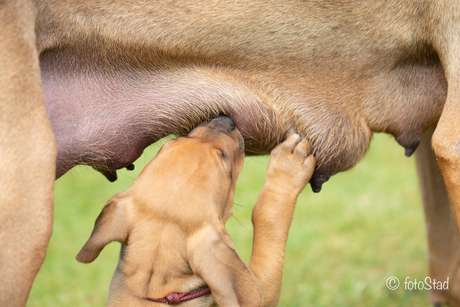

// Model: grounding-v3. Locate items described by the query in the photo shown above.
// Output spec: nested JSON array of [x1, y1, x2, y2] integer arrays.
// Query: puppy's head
[[76, 116, 262, 306]]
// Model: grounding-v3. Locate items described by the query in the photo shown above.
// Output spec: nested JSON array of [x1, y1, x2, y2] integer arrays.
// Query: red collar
[[146, 287, 211, 304]]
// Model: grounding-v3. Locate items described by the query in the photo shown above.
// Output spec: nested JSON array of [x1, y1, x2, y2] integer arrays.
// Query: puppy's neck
[[116, 222, 207, 299]]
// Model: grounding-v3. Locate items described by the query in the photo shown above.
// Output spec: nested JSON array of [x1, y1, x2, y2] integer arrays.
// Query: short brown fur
[[77, 118, 315, 306], [2, 0, 460, 306]]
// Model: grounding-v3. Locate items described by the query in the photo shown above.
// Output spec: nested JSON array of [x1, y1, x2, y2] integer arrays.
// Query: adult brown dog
[[76, 117, 315, 306], [1, 0, 460, 306]]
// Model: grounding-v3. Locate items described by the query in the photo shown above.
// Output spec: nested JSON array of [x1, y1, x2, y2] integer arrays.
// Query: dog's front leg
[[0, 1, 56, 306], [248, 134, 315, 307]]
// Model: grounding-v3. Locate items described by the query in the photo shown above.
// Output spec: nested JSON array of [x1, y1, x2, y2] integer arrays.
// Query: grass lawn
[[28, 133, 432, 306]]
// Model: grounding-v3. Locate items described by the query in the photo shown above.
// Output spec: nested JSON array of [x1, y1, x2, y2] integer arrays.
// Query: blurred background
[[28, 133, 430, 306]]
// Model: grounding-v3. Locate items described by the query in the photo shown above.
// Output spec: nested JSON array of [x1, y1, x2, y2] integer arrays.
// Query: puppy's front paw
[[267, 134, 316, 193]]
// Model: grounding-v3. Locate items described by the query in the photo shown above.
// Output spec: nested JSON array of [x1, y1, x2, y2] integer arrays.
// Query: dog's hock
[[76, 197, 130, 263]]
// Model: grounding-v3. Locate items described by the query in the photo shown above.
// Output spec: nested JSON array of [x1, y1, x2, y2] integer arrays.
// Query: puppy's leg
[[416, 128, 460, 307], [0, 2, 56, 306], [248, 134, 315, 307]]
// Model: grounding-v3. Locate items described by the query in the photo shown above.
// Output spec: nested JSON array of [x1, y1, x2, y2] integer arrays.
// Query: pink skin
[[41, 48, 446, 191]]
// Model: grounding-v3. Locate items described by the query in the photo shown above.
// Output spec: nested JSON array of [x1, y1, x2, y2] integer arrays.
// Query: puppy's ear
[[189, 229, 262, 307], [76, 197, 130, 263]]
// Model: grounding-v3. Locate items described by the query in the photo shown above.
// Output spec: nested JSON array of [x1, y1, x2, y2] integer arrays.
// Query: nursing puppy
[[76, 116, 315, 306]]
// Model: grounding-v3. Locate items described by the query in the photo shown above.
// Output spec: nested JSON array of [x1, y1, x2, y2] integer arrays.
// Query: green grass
[[28, 133, 431, 306]]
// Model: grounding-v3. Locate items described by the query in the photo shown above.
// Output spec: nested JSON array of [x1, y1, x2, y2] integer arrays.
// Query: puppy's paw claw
[[267, 135, 316, 192]]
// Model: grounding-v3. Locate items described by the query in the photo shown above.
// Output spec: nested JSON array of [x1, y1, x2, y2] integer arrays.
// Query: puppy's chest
[[120, 241, 205, 298]]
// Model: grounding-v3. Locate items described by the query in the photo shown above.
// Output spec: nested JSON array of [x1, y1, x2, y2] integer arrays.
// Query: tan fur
[[76, 118, 315, 306], [0, 1, 56, 306], [2, 0, 460, 305], [416, 128, 460, 306], [36, 0, 448, 183]]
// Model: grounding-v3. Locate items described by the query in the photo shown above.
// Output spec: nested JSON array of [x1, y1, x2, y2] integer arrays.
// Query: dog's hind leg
[[0, 1, 56, 306], [416, 127, 460, 307], [429, 6, 460, 306]]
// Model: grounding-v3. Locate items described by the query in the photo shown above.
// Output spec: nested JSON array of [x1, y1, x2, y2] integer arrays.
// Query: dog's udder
[[41, 40, 447, 186], [40, 49, 370, 185], [40, 50, 287, 178]]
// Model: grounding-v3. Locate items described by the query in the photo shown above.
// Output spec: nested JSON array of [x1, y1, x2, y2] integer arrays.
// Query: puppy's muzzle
[[207, 115, 236, 134]]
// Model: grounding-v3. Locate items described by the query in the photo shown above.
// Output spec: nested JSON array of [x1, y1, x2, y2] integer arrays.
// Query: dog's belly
[[40, 49, 446, 190]]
